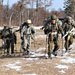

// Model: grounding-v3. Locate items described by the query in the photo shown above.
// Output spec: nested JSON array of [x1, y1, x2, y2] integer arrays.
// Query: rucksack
[[2, 28, 10, 38], [20, 22, 28, 33]]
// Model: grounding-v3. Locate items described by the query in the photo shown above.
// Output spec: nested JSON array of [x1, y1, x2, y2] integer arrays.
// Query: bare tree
[[64, 0, 75, 19]]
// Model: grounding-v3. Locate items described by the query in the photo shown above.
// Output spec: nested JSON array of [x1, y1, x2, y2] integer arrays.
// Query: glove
[[21, 37, 24, 40]]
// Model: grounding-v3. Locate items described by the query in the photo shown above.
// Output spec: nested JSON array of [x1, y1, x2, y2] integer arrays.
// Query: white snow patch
[[25, 58, 39, 61], [69, 43, 75, 50], [34, 26, 43, 30], [23, 48, 46, 61], [4, 61, 22, 71], [15, 61, 22, 64], [57, 52, 69, 59], [36, 61, 45, 64], [35, 35, 46, 39], [23, 73, 37, 75], [70, 54, 75, 56], [26, 64, 32, 66], [34, 48, 45, 53], [55, 64, 69, 69], [61, 57, 75, 64], [29, 48, 46, 57], [59, 70, 66, 74], [31, 53, 45, 57]]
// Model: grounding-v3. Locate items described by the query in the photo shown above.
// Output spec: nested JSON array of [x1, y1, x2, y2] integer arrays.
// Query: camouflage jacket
[[63, 21, 75, 34], [45, 22, 63, 35], [1, 27, 10, 38], [21, 25, 35, 38]]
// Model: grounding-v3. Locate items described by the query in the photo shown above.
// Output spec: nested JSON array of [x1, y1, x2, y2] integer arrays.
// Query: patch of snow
[[61, 57, 75, 64], [31, 53, 45, 57], [36, 62, 44, 64], [29, 48, 46, 57], [57, 55, 67, 59], [23, 73, 37, 75], [59, 70, 66, 74], [5, 63, 21, 71], [34, 26, 43, 30], [70, 54, 75, 56], [33, 48, 45, 53], [41, 68, 47, 70], [0, 26, 4, 30], [15, 61, 22, 64], [26, 64, 32, 66], [69, 43, 75, 50], [4, 61, 22, 71], [35, 35, 46, 39], [25, 58, 39, 61], [55, 64, 69, 69]]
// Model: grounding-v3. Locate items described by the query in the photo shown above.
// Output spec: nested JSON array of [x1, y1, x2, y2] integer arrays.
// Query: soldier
[[63, 16, 75, 52], [20, 22, 28, 50], [1, 24, 10, 55], [8, 27, 17, 55], [44, 15, 63, 59], [21, 19, 35, 55]]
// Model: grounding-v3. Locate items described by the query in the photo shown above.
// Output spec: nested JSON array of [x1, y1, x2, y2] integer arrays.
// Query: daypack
[[2, 28, 10, 38], [20, 22, 28, 33]]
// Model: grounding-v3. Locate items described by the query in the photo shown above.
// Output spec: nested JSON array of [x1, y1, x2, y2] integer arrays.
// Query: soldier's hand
[[21, 37, 24, 40]]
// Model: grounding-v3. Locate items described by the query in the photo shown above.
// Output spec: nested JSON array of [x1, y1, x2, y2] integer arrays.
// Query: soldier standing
[[44, 15, 63, 59], [21, 19, 35, 55], [63, 16, 75, 52]]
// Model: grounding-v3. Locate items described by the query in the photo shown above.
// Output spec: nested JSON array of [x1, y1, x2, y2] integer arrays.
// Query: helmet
[[66, 16, 72, 20], [51, 15, 57, 20], [27, 19, 31, 24], [68, 16, 72, 20], [3, 24, 7, 26]]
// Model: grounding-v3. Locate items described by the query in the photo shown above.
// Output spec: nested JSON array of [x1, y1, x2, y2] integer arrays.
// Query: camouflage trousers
[[3, 38, 14, 55], [22, 36, 31, 54], [48, 37, 59, 57], [65, 34, 73, 51]]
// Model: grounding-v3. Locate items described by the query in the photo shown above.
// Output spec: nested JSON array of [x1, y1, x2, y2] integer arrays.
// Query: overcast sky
[[3, 0, 64, 10]]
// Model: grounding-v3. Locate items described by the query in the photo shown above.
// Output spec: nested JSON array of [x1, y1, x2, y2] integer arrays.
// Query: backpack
[[43, 19, 51, 34], [20, 22, 28, 33], [2, 28, 10, 38]]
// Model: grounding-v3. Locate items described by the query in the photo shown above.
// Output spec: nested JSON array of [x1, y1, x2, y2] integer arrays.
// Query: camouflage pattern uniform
[[21, 20, 35, 55], [1, 26, 16, 55], [1, 25, 10, 55], [45, 15, 63, 58], [8, 27, 17, 55], [63, 16, 75, 52]]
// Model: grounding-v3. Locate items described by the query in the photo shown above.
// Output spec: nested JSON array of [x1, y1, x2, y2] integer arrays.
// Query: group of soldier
[[0, 14, 75, 59], [0, 20, 35, 56], [42, 15, 75, 59]]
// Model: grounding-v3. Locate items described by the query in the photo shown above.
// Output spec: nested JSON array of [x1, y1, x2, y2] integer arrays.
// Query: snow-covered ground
[[1, 26, 75, 75], [4, 61, 22, 71]]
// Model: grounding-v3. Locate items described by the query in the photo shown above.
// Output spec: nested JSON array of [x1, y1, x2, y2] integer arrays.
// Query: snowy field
[[0, 26, 75, 75]]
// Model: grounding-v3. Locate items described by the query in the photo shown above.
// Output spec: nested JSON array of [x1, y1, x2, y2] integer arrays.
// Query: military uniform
[[1, 25, 10, 55], [8, 27, 16, 55], [1, 26, 16, 55], [21, 20, 35, 55], [45, 15, 63, 58], [63, 16, 75, 52]]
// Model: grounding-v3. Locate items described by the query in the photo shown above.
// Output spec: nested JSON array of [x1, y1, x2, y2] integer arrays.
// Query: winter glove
[[21, 37, 24, 40]]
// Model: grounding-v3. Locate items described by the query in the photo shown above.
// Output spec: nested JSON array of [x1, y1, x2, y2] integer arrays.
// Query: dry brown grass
[[0, 30, 75, 75]]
